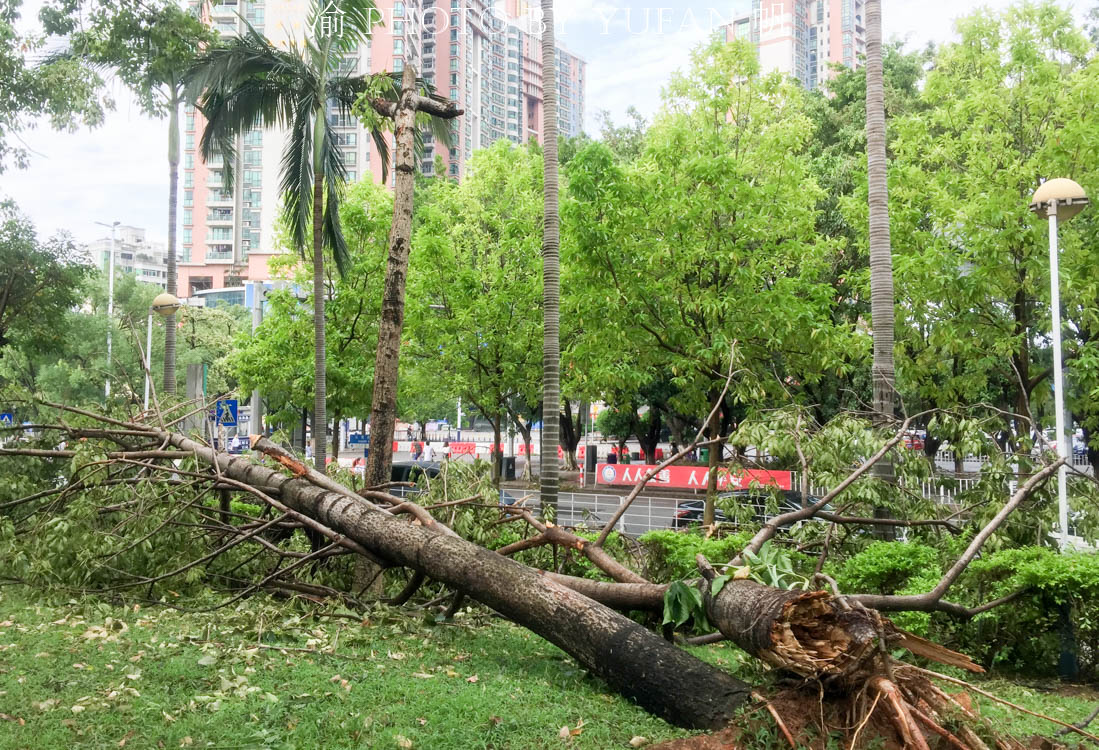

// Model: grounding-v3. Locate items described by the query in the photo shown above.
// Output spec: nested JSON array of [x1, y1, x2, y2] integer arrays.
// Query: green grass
[[1, 591, 1096, 749], [0, 591, 694, 749]]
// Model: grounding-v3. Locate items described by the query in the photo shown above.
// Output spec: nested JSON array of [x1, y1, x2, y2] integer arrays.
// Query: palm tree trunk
[[866, 0, 894, 422], [365, 64, 419, 491], [313, 169, 327, 474], [540, 0, 561, 516], [164, 91, 180, 395], [866, 0, 897, 536]]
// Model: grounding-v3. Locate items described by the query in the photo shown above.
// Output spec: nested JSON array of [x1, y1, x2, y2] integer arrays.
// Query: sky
[[1, 0, 1092, 246]]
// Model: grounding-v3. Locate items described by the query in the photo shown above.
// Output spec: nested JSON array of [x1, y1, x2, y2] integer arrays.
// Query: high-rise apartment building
[[91, 225, 169, 289], [723, 0, 865, 91], [179, 0, 585, 296]]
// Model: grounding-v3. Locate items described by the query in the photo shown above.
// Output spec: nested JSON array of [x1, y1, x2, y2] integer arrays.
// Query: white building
[[90, 225, 169, 289]]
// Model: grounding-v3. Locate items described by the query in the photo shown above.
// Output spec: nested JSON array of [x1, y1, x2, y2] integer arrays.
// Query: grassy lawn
[[0, 590, 1095, 749], [0, 590, 695, 749]]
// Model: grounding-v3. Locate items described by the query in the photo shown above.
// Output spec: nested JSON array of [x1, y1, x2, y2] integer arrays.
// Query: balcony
[[206, 243, 234, 262], [207, 190, 234, 205], [207, 208, 234, 223]]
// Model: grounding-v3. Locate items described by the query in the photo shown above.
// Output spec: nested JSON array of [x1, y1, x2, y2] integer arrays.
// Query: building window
[[185, 134, 194, 150], [346, 171, 356, 181], [393, 58, 404, 72], [186, 113, 195, 131], [393, 2, 404, 17], [183, 229, 192, 244], [185, 154, 194, 169], [450, 58, 458, 70], [183, 209, 192, 225], [393, 20, 403, 34], [394, 39, 403, 55], [184, 190, 193, 207]]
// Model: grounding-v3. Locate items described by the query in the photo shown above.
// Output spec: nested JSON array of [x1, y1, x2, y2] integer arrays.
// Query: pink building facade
[[180, 0, 584, 296], [724, 0, 866, 91]]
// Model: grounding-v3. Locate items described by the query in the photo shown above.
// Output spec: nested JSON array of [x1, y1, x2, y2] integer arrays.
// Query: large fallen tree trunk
[[152, 429, 751, 730]]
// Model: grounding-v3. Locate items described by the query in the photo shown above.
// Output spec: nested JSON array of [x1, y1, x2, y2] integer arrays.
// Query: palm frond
[[279, 101, 317, 255], [307, 0, 381, 55]]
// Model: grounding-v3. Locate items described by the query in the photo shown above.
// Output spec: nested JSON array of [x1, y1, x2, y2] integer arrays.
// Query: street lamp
[[95, 220, 121, 399], [145, 293, 183, 410], [1029, 178, 1089, 550]]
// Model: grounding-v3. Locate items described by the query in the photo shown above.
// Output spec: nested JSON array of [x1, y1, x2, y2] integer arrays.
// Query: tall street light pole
[[1029, 178, 1089, 550], [95, 220, 121, 400]]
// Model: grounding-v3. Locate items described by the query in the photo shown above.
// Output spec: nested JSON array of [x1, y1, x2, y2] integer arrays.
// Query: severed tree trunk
[[161, 430, 753, 730], [365, 65, 419, 490], [365, 64, 462, 491]]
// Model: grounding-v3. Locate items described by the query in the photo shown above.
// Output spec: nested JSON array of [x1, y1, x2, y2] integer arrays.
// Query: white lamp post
[[95, 220, 121, 399], [1029, 178, 1089, 550], [147, 293, 182, 410]]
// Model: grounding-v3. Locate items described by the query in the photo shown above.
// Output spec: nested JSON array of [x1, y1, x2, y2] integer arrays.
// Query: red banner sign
[[595, 464, 791, 491], [447, 442, 477, 457]]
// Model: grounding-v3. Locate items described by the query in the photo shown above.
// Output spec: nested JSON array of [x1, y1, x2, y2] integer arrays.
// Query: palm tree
[[866, 0, 896, 533], [186, 0, 389, 473], [866, 0, 894, 421], [74, 2, 212, 396], [540, 0, 561, 515]]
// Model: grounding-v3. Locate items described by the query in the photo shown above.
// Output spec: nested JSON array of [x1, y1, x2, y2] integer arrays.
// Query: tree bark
[[164, 91, 180, 395], [365, 64, 419, 491], [866, 0, 897, 538], [312, 167, 327, 474], [163, 430, 753, 730], [540, 0, 561, 516]]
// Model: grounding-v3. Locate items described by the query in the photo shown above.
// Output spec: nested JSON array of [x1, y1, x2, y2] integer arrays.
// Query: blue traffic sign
[[215, 399, 238, 427], [0, 412, 12, 427]]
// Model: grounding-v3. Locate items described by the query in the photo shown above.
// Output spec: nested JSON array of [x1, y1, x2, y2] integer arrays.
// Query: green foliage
[[837, 541, 939, 596], [564, 37, 860, 425], [0, 202, 92, 353], [662, 580, 708, 630], [0, 0, 106, 172], [405, 141, 544, 438], [639, 529, 751, 582]]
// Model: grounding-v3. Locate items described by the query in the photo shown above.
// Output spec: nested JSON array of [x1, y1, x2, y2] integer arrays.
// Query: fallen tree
[[1, 403, 1093, 748]]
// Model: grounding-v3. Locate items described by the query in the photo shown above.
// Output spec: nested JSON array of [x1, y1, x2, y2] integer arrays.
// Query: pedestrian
[[422, 441, 435, 462], [412, 441, 422, 460], [406, 426, 413, 441]]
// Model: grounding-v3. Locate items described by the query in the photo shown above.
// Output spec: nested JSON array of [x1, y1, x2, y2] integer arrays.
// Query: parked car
[[389, 461, 442, 497], [673, 489, 828, 529]]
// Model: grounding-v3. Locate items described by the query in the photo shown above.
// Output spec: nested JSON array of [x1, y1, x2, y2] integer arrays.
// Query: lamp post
[[95, 220, 121, 399], [146, 293, 183, 410], [1029, 178, 1089, 550]]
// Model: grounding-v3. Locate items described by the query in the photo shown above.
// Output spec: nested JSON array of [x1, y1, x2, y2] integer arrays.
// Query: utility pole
[[95, 220, 120, 400]]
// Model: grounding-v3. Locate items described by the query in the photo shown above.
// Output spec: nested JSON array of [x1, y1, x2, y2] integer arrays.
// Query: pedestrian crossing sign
[[215, 399, 238, 427], [0, 412, 12, 427]]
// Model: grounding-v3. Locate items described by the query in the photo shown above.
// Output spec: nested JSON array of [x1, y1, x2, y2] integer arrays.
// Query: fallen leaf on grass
[[629, 737, 650, 748], [466, 674, 479, 683], [196, 654, 216, 667], [0, 712, 24, 725], [118, 731, 135, 747], [179, 737, 192, 747], [33, 699, 59, 712], [411, 672, 434, 679], [395, 735, 412, 748]]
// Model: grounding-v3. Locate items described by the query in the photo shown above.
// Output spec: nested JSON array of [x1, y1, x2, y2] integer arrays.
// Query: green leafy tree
[[406, 141, 543, 481], [0, 0, 105, 172], [0, 202, 91, 354], [75, 1, 213, 396], [566, 39, 858, 523], [886, 2, 1099, 453]]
